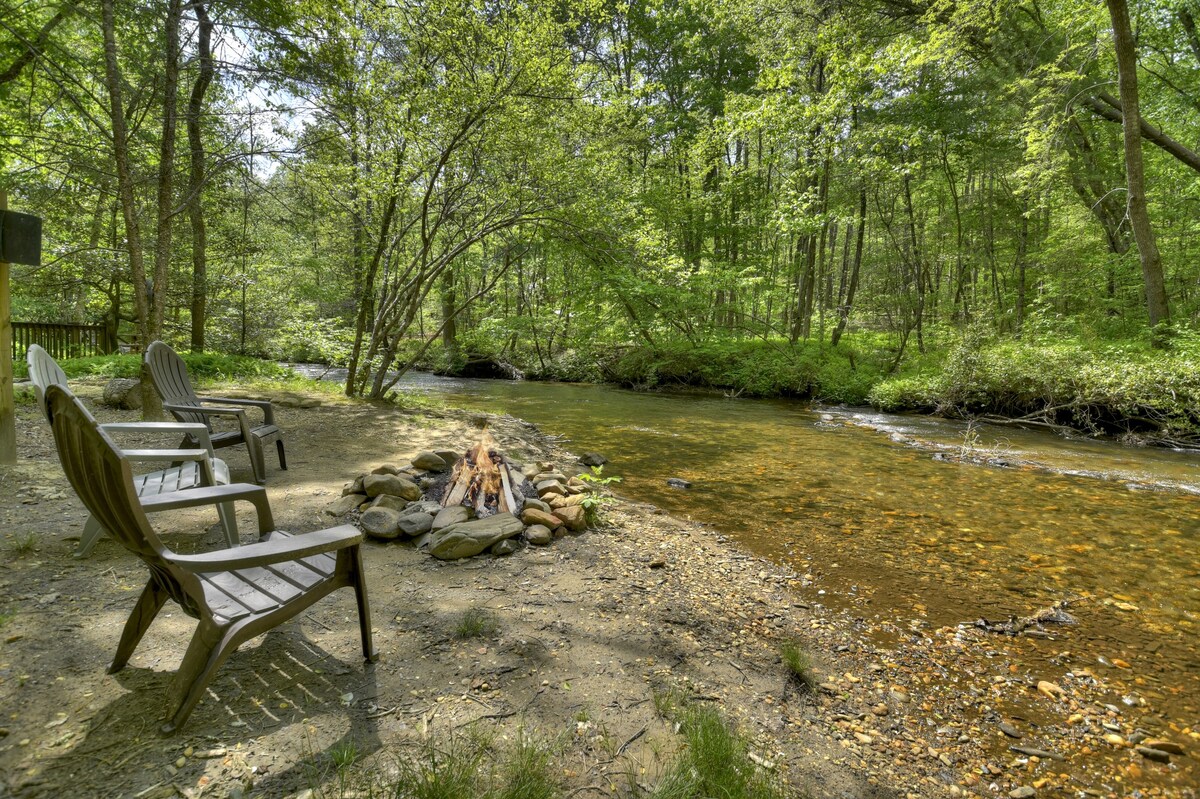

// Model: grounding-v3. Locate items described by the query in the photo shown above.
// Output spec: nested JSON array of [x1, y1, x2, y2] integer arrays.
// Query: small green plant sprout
[[329, 738, 360, 771], [779, 641, 816, 693], [6, 532, 37, 557], [577, 466, 622, 523], [577, 464, 622, 489], [454, 607, 500, 639]]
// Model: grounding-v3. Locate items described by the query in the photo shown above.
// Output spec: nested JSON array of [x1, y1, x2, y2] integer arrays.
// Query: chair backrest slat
[[27, 344, 68, 422], [145, 342, 208, 427], [45, 385, 202, 615]]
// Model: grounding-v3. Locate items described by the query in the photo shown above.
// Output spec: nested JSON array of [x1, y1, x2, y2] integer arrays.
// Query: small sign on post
[[1, 191, 43, 464]]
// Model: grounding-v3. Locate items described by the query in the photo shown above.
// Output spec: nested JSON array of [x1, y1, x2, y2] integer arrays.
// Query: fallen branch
[[968, 598, 1083, 637]]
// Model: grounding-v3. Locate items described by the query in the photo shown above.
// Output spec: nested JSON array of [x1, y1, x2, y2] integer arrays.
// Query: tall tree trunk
[[100, 0, 149, 348], [1106, 0, 1171, 343], [152, 0, 183, 341], [187, 2, 215, 351]]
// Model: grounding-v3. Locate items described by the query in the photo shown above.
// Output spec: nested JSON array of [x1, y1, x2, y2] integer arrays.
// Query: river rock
[[554, 505, 587, 532], [533, 472, 568, 483], [360, 507, 404, 540], [371, 464, 400, 475], [536, 480, 567, 498], [428, 513, 524, 560], [432, 505, 474, 531], [325, 494, 367, 516], [396, 508, 434, 536], [522, 497, 551, 513], [363, 474, 422, 501], [1143, 739, 1185, 755], [491, 538, 520, 556], [1135, 745, 1171, 763], [435, 450, 461, 467], [410, 500, 443, 515], [666, 478, 692, 489], [998, 722, 1022, 739], [343, 476, 365, 496], [101, 378, 142, 410], [299, 398, 321, 409], [370, 494, 409, 512], [579, 452, 607, 467], [553, 526, 568, 539], [549, 493, 586, 509], [521, 508, 559, 528], [411, 451, 449, 472], [1035, 680, 1063, 699], [1008, 789, 1035, 799], [525, 524, 553, 545]]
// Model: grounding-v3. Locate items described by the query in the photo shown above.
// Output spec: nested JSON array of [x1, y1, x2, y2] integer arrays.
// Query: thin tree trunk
[[187, 2, 214, 352], [832, 186, 867, 348], [1106, 0, 1171, 343]]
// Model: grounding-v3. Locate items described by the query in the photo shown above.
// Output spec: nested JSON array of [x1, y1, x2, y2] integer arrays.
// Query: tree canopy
[[3, 0, 1199, 398]]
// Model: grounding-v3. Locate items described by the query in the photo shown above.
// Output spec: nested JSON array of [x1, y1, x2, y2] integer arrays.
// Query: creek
[[300, 367, 1200, 785]]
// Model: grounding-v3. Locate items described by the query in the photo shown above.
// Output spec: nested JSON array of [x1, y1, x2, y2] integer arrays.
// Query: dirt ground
[[0, 382, 1190, 799]]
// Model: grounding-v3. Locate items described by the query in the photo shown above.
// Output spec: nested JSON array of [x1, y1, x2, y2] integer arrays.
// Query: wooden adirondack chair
[[44, 385, 378, 734], [144, 341, 286, 484], [26, 344, 238, 557]]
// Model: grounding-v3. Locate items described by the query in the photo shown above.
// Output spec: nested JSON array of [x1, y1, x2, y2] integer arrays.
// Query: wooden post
[[0, 190, 15, 464]]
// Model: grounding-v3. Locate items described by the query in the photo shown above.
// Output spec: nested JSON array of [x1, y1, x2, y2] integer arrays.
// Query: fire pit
[[328, 432, 598, 560], [440, 429, 525, 517]]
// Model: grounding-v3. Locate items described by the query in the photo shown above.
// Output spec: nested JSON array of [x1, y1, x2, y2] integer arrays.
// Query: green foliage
[[869, 331, 1200, 445], [45, 353, 292, 382], [576, 466, 622, 524], [267, 319, 356, 366]]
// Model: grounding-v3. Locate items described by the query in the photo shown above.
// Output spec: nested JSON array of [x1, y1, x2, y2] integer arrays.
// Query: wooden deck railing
[[11, 322, 116, 360]]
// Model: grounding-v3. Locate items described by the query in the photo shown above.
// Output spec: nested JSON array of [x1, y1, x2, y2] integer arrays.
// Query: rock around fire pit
[[325, 438, 600, 560]]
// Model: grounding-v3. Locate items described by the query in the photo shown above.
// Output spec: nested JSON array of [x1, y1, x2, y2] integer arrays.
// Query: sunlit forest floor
[[0, 382, 1194, 799]]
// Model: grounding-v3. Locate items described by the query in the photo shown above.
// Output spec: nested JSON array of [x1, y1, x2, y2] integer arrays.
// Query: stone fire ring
[[326, 447, 594, 560]]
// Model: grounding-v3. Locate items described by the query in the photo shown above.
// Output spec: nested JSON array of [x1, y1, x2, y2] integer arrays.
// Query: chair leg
[[162, 619, 237, 735], [275, 438, 287, 471], [247, 436, 267, 485], [108, 580, 169, 673], [349, 546, 378, 663], [216, 502, 239, 548], [75, 515, 106, 558]]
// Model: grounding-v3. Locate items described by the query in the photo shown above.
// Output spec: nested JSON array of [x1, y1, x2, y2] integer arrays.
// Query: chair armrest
[[140, 483, 275, 532], [122, 448, 210, 463], [197, 396, 275, 426], [164, 402, 247, 419], [101, 422, 209, 434], [100, 422, 216, 456], [169, 526, 361, 572]]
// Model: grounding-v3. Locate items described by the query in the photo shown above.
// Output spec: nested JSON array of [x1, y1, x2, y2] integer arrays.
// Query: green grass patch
[[647, 704, 790, 799], [318, 729, 560, 799], [779, 642, 817, 693], [6, 532, 38, 557], [454, 607, 500, 639]]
